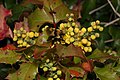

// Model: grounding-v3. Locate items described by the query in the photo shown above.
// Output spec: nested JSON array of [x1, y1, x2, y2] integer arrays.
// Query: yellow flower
[[13, 36, 17, 41], [81, 39, 88, 44], [91, 22, 96, 26], [96, 20, 100, 24], [60, 23, 64, 30], [48, 78, 53, 80], [78, 42, 84, 48], [93, 25, 97, 29], [22, 34, 26, 38], [67, 23, 71, 27], [87, 41, 91, 46], [56, 78, 60, 80], [34, 32, 39, 37], [96, 26, 100, 29], [70, 13, 74, 16], [70, 32, 74, 36], [53, 75, 58, 78], [18, 44, 23, 47], [81, 27, 86, 33], [88, 47, 92, 52], [65, 34, 70, 39], [74, 28, 79, 33], [68, 27, 73, 32], [17, 33, 21, 37], [20, 27, 24, 31], [73, 42, 79, 46], [13, 29, 17, 33], [84, 47, 89, 52], [52, 67, 57, 71], [87, 27, 93, 32], [90, 35, 96, 40], [23, 30, 26, 33], [70, 37, 75, 42], [28, 32, 34, 38], [99, 27, 104, 31], [17, 40, 23, 44], [95, 33, 100, 37], [26, 44, 30, 47], [68, 17, 73, 21], [46, 59, 50, 63], [65, 39, 70, 44], [22, 41, 27, 46], [57, 70, 62, 75], [66, 14, 69, 17], [72, 22, 76, 26], [43, 67, 48, 72], [45, 25, 49, 29]]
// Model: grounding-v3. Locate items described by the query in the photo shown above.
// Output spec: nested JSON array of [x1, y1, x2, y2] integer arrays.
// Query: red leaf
[[0, 5, 12, 40], [14, 18, 30, 32], [2, 44, 16, 50], [81, 62, 92, 72], [69, 70, 81, 77]]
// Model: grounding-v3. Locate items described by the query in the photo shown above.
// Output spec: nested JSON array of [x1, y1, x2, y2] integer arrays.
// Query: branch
[[107, 0, 120, 17], [104, 18, 120, 27], [104, 39, 114, 43], [89, 3, 108, 14]]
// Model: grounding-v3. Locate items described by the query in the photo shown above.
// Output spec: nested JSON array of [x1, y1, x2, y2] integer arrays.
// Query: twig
[[104, 18, 120, 27], [89, 3, 108, 14], [104, 39, 114, 43], [107, 0, 120, 17]]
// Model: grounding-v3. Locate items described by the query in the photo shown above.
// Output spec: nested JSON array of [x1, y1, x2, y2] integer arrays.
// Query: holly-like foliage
[[0, 0, 120, 80]]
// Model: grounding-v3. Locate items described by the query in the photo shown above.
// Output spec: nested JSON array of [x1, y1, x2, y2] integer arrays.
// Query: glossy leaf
[[109, 26, 120, 39], [0, 49, 21, 64], [73, 57, 81, 64], [28, 7, 53, 31], [6, 63, 38, 80], [88, 49, 108, 59], [113, 64, 120, 73], [0, 5, 12, 40], [94, 66, 119, 80], [56, 44, 84, 59], [69, 67, 85, 77], [28, 0, 71, 31]]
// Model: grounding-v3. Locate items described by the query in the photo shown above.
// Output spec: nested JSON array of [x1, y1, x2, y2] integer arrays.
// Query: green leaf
[[81, 0, 96, 23], [96, 27, 111, 50], [65, 71, 71, 80], [73, 57, 81, 64], [40, 75, 47, 80], [28, 0, 71, 31], [113, 64, 120, 73], [0, 63, 11, 79], [109, 26, 120, 39], [88, 49, 108, 59], [28, 7, 53, 31], [94, 66, 119, 80], [0, 49, 21, 64], [6, 63, 38, 80], [56, 44, 84, 59]]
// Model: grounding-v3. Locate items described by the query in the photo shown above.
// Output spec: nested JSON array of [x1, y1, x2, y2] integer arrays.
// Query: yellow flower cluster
[[40, 59, 62, 80], [13, 27, 39, 48], [57, 14, 104, 52]]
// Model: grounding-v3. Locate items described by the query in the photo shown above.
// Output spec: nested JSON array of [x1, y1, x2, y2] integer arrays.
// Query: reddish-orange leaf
[[69, 69, 81, 77], [2, 44, 16, 50], [0, 5, 12, 40], [81, 62, 92, 72]]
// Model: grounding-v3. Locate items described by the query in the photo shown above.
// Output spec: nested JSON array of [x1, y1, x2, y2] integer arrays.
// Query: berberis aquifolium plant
[[0, 0, 120, 80]]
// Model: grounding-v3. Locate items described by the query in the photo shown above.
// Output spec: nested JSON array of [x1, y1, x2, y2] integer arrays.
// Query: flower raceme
[[13, 27, 39, 48], [41, 13, 104, 53], [40, 59, 62, 80]]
